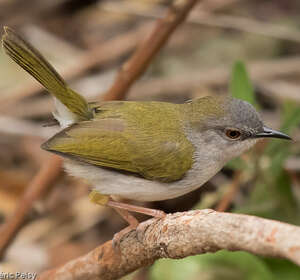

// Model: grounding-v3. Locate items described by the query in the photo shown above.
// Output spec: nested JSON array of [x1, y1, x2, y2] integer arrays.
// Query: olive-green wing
[[42, 116, 194, 182]]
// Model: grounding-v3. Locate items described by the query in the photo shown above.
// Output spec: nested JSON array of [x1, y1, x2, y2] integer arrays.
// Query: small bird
[[2, 27, 291, 233]]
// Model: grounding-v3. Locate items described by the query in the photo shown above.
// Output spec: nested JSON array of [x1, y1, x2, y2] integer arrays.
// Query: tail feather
[[2, 26, 92, 121]]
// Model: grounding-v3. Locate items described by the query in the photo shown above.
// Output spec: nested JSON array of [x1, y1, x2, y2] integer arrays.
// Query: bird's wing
[[42, 101, 195, 182]]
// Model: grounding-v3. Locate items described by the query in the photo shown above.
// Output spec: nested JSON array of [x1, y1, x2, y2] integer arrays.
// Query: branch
[[0, 156, 63, 258], [102, 1, 300, 44], [103, 0, 200, 101], [128, 55, 300, 100], [38, 209, 300, 280]]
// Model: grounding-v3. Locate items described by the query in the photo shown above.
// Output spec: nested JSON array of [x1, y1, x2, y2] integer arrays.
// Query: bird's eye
[[225, 129, 241, 140]]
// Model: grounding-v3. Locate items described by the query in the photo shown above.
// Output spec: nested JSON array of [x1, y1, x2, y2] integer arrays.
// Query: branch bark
[[39, 209, 300, 280]]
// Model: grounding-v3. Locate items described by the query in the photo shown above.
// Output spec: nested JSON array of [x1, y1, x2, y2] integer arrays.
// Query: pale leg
[[89, 190, 166, 252]]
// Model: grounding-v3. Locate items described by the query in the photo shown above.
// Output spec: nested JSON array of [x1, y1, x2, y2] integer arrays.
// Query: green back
[[42, 101, 195, 182]]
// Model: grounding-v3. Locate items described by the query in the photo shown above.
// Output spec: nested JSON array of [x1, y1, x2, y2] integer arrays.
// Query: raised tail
[[2, 26, 92, 122]]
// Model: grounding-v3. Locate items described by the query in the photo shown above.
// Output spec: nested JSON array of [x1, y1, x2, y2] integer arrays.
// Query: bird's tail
[[2, 26, 92, 122]]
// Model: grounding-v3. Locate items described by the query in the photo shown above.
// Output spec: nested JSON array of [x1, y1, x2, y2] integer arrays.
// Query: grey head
[[220, 97, 291, 140], [185, 96, 291, 165]]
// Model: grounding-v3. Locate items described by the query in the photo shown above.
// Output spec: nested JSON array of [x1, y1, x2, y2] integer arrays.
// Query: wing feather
[[42, 101, 194, 182]]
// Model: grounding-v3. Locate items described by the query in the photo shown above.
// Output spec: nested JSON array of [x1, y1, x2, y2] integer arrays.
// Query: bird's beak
[[255, 126, 292, 140]]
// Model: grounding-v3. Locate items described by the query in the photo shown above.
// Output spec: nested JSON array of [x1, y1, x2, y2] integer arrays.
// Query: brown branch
[[38, 209, 300, 280], [102, 0, 300, 44], [103, 0, 200, 101], [216, 172, 241, 212], [128, 55, 300, 100], [0, 155, 63, 259], [1, 22, 151, 107], [0, 0, 200, 261], [189, 12, 300, 43]]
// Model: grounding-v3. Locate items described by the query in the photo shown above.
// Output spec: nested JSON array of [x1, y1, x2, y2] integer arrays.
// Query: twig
[[102, 0, 200, 100], [128, 55, 300, 100], [0, 22, 151, 107], [38, 209, 300, 280], [5, 55, 300, 120], [0, 156, 63, 259], [190, 12, 300, 43], [102, 1, 300, 43], [0, 116, 56, 138], [198, 0, 242, 11], [259, 80, 300, 103], [215, 172, 241, 212], [0, 0, 200, 261]]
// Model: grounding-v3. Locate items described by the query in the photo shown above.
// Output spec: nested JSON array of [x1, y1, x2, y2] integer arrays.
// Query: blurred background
[[0, 0, 300, 279]]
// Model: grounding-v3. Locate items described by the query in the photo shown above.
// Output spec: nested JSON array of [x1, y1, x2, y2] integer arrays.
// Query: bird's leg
[[89, 190, 138, 252], [88, 190, 166, 218], [89, 190, 166, 252], [106, 199, 166, 218]]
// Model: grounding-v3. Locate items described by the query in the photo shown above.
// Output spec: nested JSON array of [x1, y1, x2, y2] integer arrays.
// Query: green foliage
[[150, 252, 300, 280], [230, 61, 256, 107], [227, 60, 257, 170], [150, 251, 273, 280], [262, 258, 300, 280]]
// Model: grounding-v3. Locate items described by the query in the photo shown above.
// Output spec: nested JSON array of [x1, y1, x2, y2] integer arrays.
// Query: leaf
[[230, 61, 256, 107], [265, 101, 300, 166], [150, 251, 273, 280], [263, 258, 300, 280], [280, 101, 300, 133]]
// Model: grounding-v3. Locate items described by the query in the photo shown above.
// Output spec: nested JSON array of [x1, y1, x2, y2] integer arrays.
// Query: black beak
[[254, 126, 292, 140]]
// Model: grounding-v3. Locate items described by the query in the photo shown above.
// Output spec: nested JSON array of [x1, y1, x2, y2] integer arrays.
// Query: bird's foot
[[112, 224, 138, 255], [89, 190, 166, 255], [111, 207, 139, 255]]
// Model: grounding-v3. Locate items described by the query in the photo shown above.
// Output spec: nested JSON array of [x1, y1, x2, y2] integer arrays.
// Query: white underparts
[[52, 97, 78, 129], [60, 115, 258, 202]]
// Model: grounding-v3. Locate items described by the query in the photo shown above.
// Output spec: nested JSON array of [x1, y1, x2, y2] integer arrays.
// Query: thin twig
[[38, 209, 300, 280], [0, 156, 63, 259], [0, 116, 56, 138], [190, 12, 300, 43], [5, 55, 300, 119], [215, 172, 241, 212], [102, 0, 200, 100], [0, 22, 151, 107], [128, 55, 300, 100], [102, 1, 300, 43]]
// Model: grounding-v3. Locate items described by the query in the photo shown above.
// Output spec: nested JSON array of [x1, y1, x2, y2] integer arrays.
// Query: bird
[[2, 26, 291, 237]]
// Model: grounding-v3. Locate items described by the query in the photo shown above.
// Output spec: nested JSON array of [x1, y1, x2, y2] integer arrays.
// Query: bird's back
[[42, 101, 195, 182]]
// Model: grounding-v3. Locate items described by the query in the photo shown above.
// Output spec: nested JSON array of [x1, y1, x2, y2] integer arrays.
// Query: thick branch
[[39, 209, 300, 280]]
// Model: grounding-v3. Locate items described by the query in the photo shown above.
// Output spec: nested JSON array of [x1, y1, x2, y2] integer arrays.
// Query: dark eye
[[225, 129, 241, 140]]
